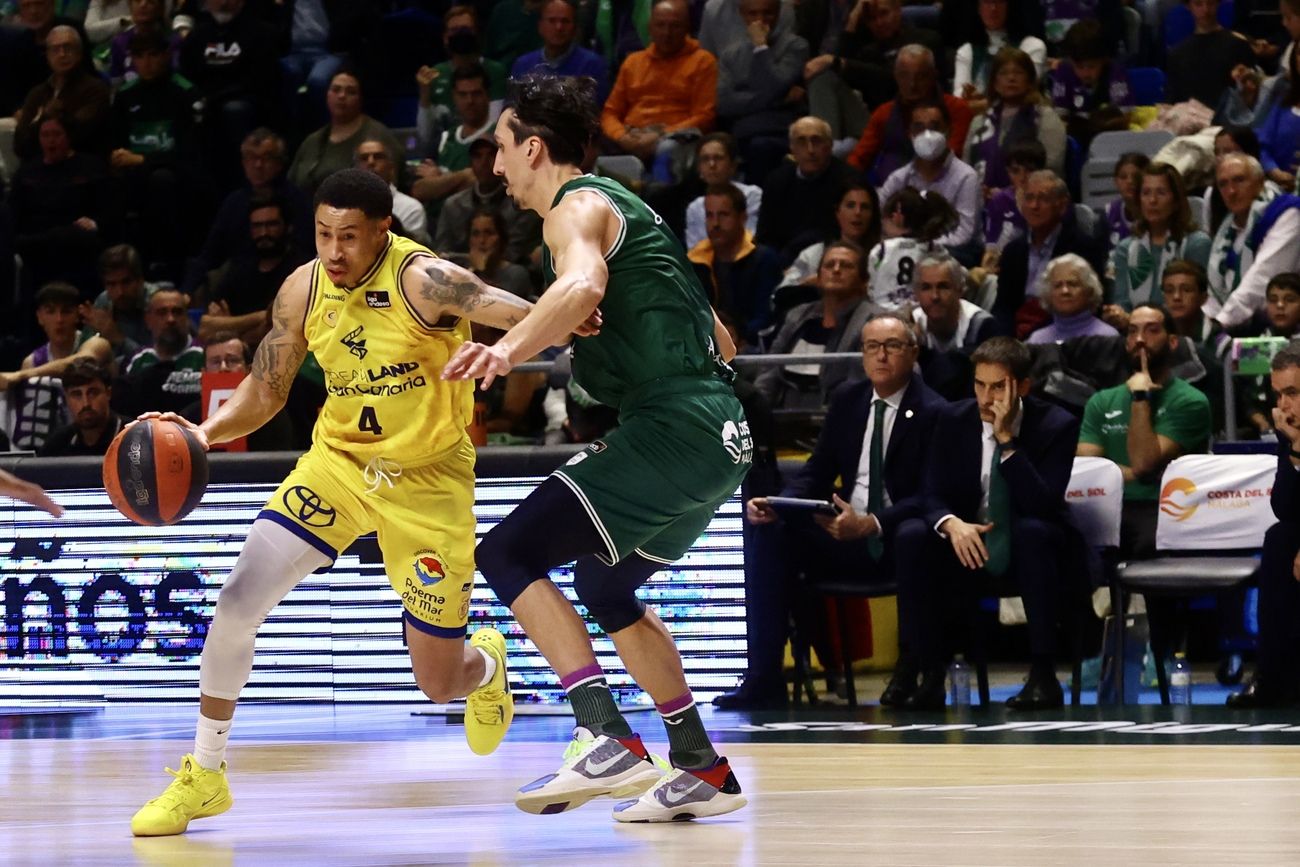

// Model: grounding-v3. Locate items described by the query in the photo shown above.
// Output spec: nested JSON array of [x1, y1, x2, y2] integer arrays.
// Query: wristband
[[1131, 390, 1150, 402], [1290, 449, 1300, 460]]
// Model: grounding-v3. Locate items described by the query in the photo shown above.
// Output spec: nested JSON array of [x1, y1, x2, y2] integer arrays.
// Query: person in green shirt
[[287, 68, 404, 197], [419, 5, 508, 114], [411, 65, 497, 216], [1078, 303, 1212, 524], [1077, 302, 1212, 667]]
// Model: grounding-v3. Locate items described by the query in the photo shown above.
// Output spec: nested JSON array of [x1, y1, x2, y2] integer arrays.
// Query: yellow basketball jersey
[[305, 233, 473, 466]]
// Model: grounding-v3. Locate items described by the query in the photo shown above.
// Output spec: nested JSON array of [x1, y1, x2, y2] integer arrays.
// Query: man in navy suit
[[1230, 341, 1300, 708], [893, 337, 1081, 710], [718, 313, 947, 709]]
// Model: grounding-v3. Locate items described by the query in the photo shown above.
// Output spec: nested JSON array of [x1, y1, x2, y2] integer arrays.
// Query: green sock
[[658, 694, 717, 770], [565, 675, 632, 738]]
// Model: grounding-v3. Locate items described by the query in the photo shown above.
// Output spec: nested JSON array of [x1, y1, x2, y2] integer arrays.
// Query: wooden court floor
[[5, 706, 1300, 866]]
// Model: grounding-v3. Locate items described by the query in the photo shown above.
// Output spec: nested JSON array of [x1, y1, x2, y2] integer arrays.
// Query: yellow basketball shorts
[[259, 439, 477, 638]]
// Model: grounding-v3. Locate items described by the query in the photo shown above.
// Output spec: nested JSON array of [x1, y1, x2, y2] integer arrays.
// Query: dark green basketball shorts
[[551, 381, 752, 566]]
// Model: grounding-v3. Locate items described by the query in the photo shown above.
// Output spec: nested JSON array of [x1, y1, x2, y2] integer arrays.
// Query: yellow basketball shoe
[[465, 627, 514, 755], [131, 754, 233, 836]]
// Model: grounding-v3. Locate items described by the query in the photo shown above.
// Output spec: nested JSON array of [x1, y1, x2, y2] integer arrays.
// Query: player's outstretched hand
[[127, 412, 211, 452], [0, 470, 64, 517], [443, 342, 514, 390], [0, 469, 64, 517]]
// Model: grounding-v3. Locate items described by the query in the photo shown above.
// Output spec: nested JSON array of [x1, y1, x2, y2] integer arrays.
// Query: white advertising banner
[[1066, 456, 1125, 549], [1155, 454, 1278, 551]]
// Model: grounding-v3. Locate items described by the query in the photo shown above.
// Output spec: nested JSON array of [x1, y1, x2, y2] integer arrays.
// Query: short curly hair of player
[[314, 168, 393, 220], [504, 73, 599, 168]]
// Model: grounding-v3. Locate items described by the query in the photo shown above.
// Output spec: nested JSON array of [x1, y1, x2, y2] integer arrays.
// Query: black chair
[[803, 452, 1121, 710], [1113, 455, 1271, 704]]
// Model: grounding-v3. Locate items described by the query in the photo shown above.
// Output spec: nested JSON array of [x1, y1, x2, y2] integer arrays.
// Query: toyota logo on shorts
[[284, 485, 337, 527]]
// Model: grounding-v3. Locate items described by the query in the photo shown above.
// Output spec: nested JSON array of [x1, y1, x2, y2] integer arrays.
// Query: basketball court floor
[[7, 679, 1300, 866]]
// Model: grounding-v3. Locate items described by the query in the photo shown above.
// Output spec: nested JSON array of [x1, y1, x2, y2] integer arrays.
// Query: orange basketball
[[103, 419, 209, 526]]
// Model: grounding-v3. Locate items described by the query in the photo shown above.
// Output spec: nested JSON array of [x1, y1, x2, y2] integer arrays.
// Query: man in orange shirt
[[847, 44, 971, 186], [600, 0, 717, 182]]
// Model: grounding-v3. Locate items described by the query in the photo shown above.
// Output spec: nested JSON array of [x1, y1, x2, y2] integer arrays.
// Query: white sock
[[476, 646, 497, 688], [193, 713, 232, 770]]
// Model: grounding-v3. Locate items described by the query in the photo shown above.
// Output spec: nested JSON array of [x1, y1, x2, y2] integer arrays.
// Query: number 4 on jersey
[[358, 406, 383, 435]]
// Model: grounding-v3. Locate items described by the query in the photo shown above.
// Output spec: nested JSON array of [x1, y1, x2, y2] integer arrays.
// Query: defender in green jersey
[[444, 72, 750, 823]]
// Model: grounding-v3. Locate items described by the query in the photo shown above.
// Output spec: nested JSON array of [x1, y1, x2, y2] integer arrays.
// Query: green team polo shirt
[[1079, 377, 1212, 501]]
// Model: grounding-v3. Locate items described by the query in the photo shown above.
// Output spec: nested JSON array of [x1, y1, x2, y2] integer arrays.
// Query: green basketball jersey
[[543, 175, 732, 409]]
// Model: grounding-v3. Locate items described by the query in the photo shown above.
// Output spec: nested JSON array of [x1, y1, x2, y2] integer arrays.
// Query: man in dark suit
[[1229, 341, 1300, 708], [992, 171, 1105, 337], [893, 336, 1081, 710], [718, 313, 946, 708]]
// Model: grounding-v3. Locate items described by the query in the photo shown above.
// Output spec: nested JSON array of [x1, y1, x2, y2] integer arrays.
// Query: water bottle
[[948, 655, 971, 708], [1169, 652, 1192, 705]]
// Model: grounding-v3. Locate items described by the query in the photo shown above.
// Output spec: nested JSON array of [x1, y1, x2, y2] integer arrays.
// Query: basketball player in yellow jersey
[[130, 169, 580, 836]]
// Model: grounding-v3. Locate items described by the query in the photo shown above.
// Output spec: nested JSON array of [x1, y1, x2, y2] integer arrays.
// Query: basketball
[[103, 419, 209, 526]]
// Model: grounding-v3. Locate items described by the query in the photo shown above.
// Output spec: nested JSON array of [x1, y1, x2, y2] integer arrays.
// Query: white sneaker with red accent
[[611, 757, 746, 823], [515, 727, 663, 815]]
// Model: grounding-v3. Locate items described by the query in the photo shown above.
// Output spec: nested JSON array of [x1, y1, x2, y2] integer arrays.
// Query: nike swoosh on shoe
[[582, 753, 626, 776], [661, 781, 703, 806]]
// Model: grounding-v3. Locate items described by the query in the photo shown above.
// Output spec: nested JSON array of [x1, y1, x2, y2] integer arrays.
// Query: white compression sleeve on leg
[[198, 519, 332, 701]]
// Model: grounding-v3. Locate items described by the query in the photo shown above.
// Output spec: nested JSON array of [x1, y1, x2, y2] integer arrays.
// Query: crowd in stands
[[5, 0, 1300, 707]]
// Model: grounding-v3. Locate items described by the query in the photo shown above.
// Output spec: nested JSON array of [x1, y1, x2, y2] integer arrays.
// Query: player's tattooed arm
[[406, 256, 534, 331], [202, 265, 310, 445], [251, 287, 309, 399]]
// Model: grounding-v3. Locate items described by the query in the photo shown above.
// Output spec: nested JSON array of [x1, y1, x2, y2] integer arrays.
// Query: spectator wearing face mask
[[878, 100, 982, 264], [847, 43, 972, 187], [416, 4, 507, 119]]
